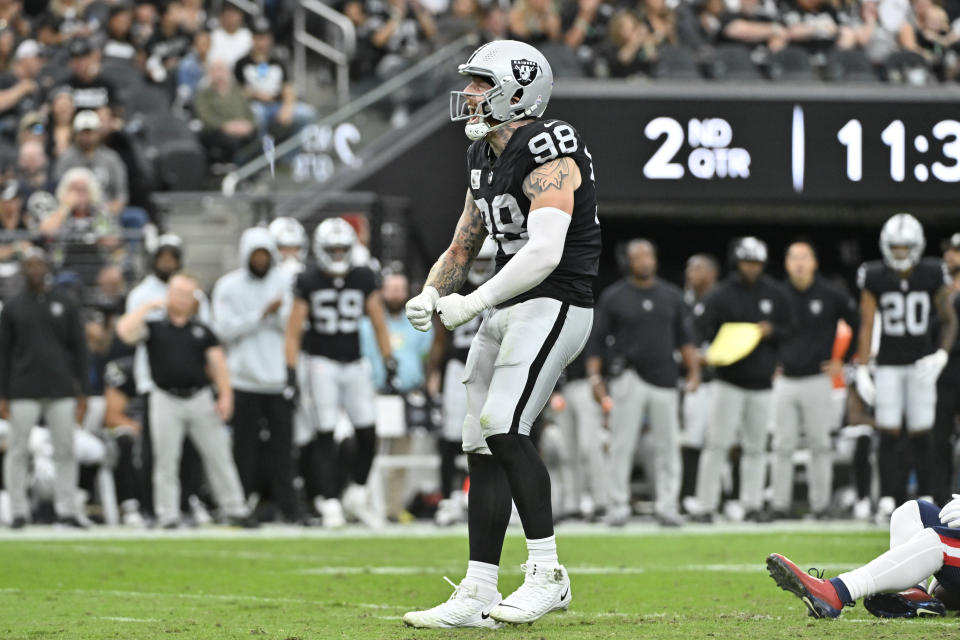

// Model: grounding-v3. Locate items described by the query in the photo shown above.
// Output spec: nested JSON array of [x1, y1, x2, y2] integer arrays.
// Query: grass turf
[[0, 525, 956, 639]]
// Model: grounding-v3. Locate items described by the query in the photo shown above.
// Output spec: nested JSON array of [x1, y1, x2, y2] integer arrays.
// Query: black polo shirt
[[587, 277, 693, 389], [143, 318, 218, 392], [779, 276, 859, 377]]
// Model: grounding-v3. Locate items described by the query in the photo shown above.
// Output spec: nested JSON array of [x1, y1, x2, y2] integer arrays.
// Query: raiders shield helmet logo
[[512, 59, 539, 86]]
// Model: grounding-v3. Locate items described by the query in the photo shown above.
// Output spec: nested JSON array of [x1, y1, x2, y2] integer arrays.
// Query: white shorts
[[304, 355, 377, 432], [442, 359, 467, 442], [875, 364, 937, 432], [461, 298, 593, 455]]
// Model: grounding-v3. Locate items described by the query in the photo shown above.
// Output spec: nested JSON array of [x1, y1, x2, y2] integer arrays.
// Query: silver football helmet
[[450, 40, 553, 141], [467, 237, 497, 286], [313, 217, 357, 276], [268, 216, 307, 262], [880, 212, 925, 272]]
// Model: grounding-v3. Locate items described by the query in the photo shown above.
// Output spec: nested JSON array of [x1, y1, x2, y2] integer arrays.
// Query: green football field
[[0, 522, 956, 639]]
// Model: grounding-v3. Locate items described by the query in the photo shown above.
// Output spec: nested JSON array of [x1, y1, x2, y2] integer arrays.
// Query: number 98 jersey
[[294, 265, 377, 362], [857, 257, 949, 365], [466, 118, 601, 308]]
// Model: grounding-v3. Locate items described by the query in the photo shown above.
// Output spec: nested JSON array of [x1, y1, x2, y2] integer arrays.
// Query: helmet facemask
[[449, 75, 525, 141], [318, 243, 352, 276]]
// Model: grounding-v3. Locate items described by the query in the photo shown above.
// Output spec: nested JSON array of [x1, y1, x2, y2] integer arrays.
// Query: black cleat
[[863, 588, 946, 619]]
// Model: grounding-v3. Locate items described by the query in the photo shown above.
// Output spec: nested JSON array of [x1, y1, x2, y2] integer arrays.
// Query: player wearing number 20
[[855, 213, 958, 522], [403, 40, 601, 628], [284, 217, 396, 528]]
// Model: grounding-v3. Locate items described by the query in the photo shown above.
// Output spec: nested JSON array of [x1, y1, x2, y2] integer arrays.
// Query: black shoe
[[744, 509, 773, 523], [227, 514, 261, 529], [864, 588, 946, 618], [55, 516, 89, 529], [10, 516, 26, 529]]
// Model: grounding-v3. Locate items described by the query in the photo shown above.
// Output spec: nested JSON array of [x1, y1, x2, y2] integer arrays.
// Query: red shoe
[[766, 553, 846, 619]]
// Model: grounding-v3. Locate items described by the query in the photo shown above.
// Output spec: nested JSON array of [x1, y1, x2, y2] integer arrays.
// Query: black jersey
[[294, 265, 377, 362], [466, 118, 601, 308], [857, 257, 949, 366]]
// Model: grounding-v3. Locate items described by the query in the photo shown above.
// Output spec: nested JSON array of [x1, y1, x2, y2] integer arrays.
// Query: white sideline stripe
[[0, 587, 406, 609], [98, 616, 158, 623], [0, 520, 886, 542], [296, 563, 865, 575]]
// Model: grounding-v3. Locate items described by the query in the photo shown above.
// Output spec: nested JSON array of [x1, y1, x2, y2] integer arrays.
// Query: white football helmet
[[880, 213, 925, 272], [268, 217, 307, 262], [313, 217, 357, 276], [467, 237, 497, 286], [450, 40, 553, 141]]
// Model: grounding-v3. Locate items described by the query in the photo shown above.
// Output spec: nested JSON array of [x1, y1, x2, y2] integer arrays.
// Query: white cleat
[[490, 563, 571, 624], [402, 577, 503, 629], [316, 497, 346, 529], [342, 484, 383, 528]]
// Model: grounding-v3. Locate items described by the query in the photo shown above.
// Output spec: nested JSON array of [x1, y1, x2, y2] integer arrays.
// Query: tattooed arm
[[521, 156, 581, 213], [433, 157, 583, 329], [424, 189, 489, 297]]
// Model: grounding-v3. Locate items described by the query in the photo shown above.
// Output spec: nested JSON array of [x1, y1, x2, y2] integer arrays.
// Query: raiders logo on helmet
[[511, 59, 539, 86]]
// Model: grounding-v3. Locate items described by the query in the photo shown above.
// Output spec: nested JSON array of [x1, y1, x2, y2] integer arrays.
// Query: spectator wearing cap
[[932, 234, 960, 504], [53, 110, 146, 232], [103, 2, 138, 61], [234, 18, 316, 137], [0, 40, 45, 142], [145, 3, 193, 86], [65, 37, 121, 117], [195, 58, 256, 165], [0, 248, 90, 529], [210, 1, 252, 69]]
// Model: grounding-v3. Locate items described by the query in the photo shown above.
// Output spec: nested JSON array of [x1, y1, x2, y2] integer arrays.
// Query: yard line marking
[[98, 616, 157, 623], [295, 563, 864, 576], [0, 587, 408, 610]]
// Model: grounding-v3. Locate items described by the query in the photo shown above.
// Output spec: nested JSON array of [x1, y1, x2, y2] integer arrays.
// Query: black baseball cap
[[67, 37, 94, 58]]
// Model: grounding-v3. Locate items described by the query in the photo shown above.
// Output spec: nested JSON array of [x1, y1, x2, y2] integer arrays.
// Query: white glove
[[436, 290, 490, 330], [855, 365, 875, 407], [940, 494, 960, 528], [405, 286, 439, 332], [915, 349, 949, 384]]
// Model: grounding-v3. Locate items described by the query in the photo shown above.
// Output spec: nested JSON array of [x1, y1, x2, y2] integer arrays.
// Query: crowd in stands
[[0, 0, 947, 208]]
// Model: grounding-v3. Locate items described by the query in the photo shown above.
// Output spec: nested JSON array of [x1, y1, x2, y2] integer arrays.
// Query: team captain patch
[[512, 59, 539, 86]]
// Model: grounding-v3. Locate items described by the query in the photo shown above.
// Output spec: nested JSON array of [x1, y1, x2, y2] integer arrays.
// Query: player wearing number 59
[[855, 213, 958, 523], [284, 217, 395, 528], [403, 40, 601, 628]]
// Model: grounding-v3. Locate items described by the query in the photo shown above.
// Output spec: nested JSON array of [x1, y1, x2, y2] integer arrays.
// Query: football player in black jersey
[[284, 217, 396, 528], [855, 213, 958, 523], [430, 237, 497, 527], [403, 40, 601, 628], [103, 356, 147, 527]]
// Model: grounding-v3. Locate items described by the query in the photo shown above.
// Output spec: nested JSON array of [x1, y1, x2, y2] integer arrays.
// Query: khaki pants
[[607, 370, 681, 517], [4, 398, 77, 520], [149, 389, 247, 525]]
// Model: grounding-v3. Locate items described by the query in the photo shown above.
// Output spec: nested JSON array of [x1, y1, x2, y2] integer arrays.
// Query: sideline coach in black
[[0, 248, 89, 528], [771, 241, 858, 518], [692, 237, 793, 522], [117, 273, 252, 528]]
